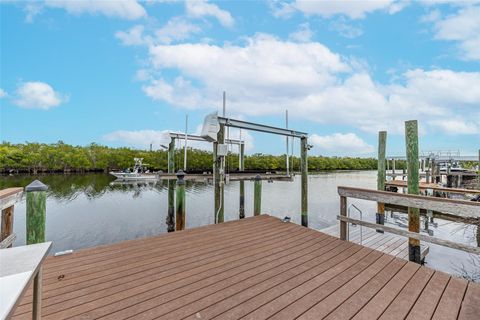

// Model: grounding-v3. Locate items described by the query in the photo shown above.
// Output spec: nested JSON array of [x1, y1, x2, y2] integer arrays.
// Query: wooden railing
[[338, 186, 480, 255], [0, 187, 23, 248]]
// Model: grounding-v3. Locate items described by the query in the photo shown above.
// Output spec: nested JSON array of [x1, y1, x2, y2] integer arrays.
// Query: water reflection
[[0, 171, 478, 280]]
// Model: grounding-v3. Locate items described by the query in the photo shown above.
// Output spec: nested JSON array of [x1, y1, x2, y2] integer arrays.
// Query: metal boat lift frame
[[213, 116, 309, 227]]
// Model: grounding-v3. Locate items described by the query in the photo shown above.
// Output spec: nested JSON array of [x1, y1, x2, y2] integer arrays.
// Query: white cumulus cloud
[[133, 34, 479, 137], [103, 130, 171, 149], [310, 133, 374, 155], [288, 23, 313, 42], [185, 0, 234, 27], [147, 34, 349, 105], [0, 88, 7, 98], [155, 17, 202, 44], [428, 119, 480, 135], [430, 5, 480, 60], [273, 0, 405, 19], [115, 25, 147, 46], [13, 82, 67, 110], [28, 0, 147, 21], [116, 18, 202, 47]]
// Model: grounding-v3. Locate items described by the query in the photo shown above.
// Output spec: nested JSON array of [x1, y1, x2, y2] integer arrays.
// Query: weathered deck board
[[12, 215, 479, 320], [321, 223, 429, 260]]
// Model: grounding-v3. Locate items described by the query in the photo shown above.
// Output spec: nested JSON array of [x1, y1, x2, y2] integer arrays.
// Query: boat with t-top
[[109, 158, 158, 181]]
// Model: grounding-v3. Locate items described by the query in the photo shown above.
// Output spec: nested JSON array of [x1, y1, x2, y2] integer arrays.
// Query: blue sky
[[1, 0, 479, 157]]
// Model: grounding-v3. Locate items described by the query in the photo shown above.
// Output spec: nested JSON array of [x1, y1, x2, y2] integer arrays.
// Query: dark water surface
[[1, 171, 478, 280]]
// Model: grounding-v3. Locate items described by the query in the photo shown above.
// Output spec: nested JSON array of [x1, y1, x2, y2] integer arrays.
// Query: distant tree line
[[0, 141, 404, 174]]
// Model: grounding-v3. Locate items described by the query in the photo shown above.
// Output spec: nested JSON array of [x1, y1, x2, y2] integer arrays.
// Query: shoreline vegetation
[[1, 141, 403, 174]]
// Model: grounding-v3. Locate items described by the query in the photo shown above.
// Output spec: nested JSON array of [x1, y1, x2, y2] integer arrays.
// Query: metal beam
[[217, 117, 307, 138], [169, 133, 243, 145]]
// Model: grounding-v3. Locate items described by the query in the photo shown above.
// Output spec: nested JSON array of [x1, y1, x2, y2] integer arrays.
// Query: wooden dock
[[321, 224, 429, 261], [12, 215, 479, 320], [385, 180, 480, 195], [387, 172, 478, 178]]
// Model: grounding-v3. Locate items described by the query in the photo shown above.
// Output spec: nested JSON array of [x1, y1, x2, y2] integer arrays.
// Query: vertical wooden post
[[175, 170, 186, 231], [425, 157, 430, 183], [166, 138, 175, 232], [377, 131, 387, 228], [447, 174, 454, 188], [253, 174, 262, 216], [436, 163, 441, 183], [26, 180, 47, 244], [476, 224, 480, 248], [214, 123, 225, 223], [477, 149, 480, 189], [239, 143, 245, 219], [340, 196, 347, 240], [392, 158, 396, 180], [300, 136, 308, 227], [475, 149, 479, 245], [446, 160, 453, 187], [405, 120, 421, 264], [430, 158, 436, 184], [1, 206, 14, 247]]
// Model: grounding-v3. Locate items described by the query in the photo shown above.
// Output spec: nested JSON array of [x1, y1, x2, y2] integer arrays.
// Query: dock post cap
[[176, 170, 186, 177], [25, 180, 48, 192], [254, 174, 261, 181], [176, 170, 186, 184]]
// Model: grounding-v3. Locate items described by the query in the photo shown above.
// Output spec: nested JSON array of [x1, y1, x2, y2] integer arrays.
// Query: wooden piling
[[253, 174, 262, 216], [435, 162, 441, 183], [446, 161, 452, 187], [300, 136, 308, 227], [377, 131, 387, 228], [447, 175, 454, 188], [478, 149, 480, 189], [340, 195, 347, 240], [167, 138, 175, 232], [392, 158, 396, 180], [477, 225, 480, 248], [26, 180, 47, 244], [430, 158, 436, 183], [239, 143, 245, 219], [175, 170, 186, 231], [405, 120, 421, 263], [214, 123, 225, 223], [425, 157, 430, 183]]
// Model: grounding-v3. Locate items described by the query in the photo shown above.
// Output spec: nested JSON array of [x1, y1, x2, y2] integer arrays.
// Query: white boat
[[109, 158, 158, 181]]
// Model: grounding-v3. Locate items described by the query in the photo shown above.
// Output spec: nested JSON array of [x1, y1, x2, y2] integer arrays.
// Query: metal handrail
[[348, 204, 363, 244]]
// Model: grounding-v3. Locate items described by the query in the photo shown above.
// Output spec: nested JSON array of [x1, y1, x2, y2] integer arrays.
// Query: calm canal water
[[1, 171, 478, 280]]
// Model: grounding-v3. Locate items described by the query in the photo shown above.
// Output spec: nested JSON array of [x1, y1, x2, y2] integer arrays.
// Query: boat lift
[[200, 112, 310, 227]]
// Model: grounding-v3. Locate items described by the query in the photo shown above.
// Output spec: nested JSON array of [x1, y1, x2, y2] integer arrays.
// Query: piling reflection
[[1, 171, 478, 281]]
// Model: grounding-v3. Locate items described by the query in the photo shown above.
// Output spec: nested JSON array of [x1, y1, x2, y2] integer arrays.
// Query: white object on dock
[[54, 249, 73, 256], [0, 241, 52, 320]]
